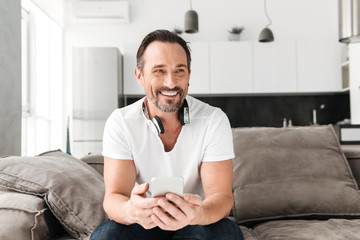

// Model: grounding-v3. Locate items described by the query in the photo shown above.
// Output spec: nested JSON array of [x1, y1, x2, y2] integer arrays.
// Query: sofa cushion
[[0, 150, 107, 240], [0, 187, 63, 240], [232, 125, 360, 225], [250, 219, 360, 240]]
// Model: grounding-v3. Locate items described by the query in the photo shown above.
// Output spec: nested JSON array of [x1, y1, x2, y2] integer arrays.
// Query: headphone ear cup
[[152, 116, 165, 134], [179, 99, 190, 126], [179, 108, 185, 126]]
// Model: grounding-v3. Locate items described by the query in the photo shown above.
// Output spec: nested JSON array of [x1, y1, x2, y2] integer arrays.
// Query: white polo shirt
[[102, 95, 235, 197]]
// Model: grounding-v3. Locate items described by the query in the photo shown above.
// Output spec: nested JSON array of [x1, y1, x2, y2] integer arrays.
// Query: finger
[[139, 216, 157, 230], [133, 207, 155, 219], [131, 195, 159, 208], [183, 193, 203, 206], [165, 194, 194, 215], [158, 199, 185, 220], [151, 213, 167, 229], [152, 207, 176, 229], [131, 183, 149, 196]]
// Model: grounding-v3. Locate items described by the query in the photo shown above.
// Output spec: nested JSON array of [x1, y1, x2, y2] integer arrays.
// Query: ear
[[135, 67, 144, 86], [187, 67, 191, 83]]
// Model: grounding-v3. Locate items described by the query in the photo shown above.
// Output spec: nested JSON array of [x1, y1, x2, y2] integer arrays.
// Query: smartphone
[[150, 176, 184, 197]]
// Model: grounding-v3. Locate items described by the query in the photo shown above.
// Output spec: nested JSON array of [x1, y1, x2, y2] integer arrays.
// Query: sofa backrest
[[230, 125, 360, 225], [82, 126, 360, 186]]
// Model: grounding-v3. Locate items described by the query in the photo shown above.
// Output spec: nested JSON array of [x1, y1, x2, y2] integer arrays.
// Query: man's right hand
[[126, 183, 160, 229]]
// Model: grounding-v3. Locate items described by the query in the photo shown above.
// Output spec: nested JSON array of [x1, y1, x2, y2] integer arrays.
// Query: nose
[[163, 72, 177, 89]]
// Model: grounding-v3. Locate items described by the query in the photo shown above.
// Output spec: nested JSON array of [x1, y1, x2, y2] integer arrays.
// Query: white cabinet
[[72, 47, 121, 158], [349, 44, 360, 124], [188, 42, 210, 94], [297, 40, 342, 92], [253, 41, 297, 93], [123, 43, 144, 95], [122, 41, 343, 95], [210, 42, 253, 94]]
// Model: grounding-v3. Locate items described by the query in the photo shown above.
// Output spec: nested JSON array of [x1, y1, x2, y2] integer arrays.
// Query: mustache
[[156, 87, 184, 95]]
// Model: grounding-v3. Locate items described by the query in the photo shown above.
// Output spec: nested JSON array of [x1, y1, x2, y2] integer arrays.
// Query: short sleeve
[[202, 109, 235, 162], [102, 109, 133, 160]]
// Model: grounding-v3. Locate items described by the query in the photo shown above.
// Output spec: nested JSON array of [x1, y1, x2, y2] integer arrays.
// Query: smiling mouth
[[160, 91, 178, 97]]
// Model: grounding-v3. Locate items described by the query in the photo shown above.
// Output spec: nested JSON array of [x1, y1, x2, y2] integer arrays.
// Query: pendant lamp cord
[[264, 0, 272, 28], [189, 0, 193, 10]]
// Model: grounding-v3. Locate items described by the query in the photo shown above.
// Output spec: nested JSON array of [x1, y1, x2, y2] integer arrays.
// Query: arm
[[151, 159, 234, 229], [103, 157, 159, 229], [194, 159, 234, 224]]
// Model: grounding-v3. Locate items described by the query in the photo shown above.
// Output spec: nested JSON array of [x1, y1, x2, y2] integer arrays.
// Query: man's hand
[[126, 183, 160, 229], [150, 193, 203, 231]]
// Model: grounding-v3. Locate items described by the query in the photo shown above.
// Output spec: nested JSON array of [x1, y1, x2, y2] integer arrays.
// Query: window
[[21, 1, 64, 156]]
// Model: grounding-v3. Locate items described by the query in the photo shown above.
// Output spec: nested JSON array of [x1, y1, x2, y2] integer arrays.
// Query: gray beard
[[154, 98, 183, 113]]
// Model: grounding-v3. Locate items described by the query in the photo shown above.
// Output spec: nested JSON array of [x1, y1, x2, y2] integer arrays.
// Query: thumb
[[131, 182, 149, 196]]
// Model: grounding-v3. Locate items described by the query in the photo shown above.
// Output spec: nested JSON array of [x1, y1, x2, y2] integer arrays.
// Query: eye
[[154, 69, 164, 73], [176, 69, 185, 73]]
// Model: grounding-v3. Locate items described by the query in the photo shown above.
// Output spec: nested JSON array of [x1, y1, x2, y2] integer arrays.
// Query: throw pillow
[[0, 188, 57, 240], [232, 125, 360, 225], [0, 150, 107, 239]]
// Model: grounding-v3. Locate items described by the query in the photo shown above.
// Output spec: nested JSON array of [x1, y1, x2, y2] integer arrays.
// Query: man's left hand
[[151, 193, 203, 231]]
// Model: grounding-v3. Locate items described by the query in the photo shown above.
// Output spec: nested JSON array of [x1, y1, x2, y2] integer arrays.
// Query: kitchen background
[[2, 0, 359, 157]]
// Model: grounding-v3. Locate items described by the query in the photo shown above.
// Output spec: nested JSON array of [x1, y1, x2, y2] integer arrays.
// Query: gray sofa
[[0, 125, 360, 240]]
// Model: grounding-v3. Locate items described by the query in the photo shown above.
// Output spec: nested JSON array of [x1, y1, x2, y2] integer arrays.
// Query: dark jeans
[[90, 218, 244, 240]]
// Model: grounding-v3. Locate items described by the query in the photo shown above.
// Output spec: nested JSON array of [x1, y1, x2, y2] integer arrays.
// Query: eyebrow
[[152, 64, 187, 69], [176, 64, 187, 68]]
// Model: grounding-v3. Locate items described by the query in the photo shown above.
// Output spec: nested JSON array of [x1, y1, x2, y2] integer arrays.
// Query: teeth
[[161, 91, 177, 96]]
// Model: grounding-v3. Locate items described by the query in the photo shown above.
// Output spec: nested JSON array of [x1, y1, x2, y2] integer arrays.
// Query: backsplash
[[125, 92, 350, 128]]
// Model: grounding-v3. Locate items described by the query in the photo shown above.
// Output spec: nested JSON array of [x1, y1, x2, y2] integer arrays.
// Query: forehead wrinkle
[[152, 64, 166, 69]]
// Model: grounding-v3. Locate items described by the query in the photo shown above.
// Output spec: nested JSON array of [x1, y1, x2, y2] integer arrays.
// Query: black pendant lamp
[[259, 0, 274, 42], [184, 0, 199, 33]]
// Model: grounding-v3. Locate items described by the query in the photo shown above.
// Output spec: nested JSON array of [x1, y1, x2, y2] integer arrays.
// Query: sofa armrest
[[341, 145, 360, 187], [80, 153, 104, 176]]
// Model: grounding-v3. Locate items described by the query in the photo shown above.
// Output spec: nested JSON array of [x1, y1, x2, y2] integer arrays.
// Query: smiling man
[[90, 29, 244, 240]]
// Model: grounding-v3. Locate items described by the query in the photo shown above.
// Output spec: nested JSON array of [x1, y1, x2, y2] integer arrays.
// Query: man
[[90, 29, 244, 240]]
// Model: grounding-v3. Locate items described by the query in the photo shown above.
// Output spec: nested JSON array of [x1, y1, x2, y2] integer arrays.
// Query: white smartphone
[[150, 176, 184, 197]]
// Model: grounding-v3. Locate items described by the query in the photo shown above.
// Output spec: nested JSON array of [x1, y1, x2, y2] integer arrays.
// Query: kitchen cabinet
[[188, 42, 210, 94], [297, 40, 342, 92], [72, 47, 121, 158], [210, 42, 253, 94], [122, 40, 343, 95], [123, 42, 144, 95], [253, 41, 297, 93], [349, 44, 360, 124]]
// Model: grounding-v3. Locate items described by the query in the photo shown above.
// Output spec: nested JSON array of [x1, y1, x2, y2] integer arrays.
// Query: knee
[[207, 218, 244, 240], [90, 219, 123, 240]]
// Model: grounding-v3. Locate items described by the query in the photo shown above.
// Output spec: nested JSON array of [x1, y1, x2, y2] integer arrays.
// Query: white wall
[[30, 0, 64, 26], [63, 0, 339, 89], [65, 0, 339, 46], [63, 0, 340, 117], [0, 0, 21, 156]]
